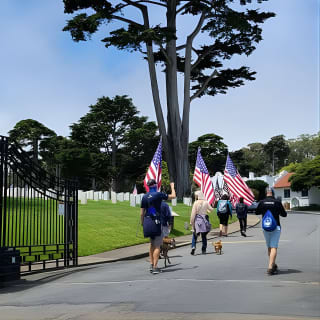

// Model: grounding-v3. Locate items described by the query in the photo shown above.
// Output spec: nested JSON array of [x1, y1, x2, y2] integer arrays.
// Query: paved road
[[0, 213, 319, 320]]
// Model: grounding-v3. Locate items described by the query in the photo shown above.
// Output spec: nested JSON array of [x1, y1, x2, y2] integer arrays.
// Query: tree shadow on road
[[0, 265, 99, 294]]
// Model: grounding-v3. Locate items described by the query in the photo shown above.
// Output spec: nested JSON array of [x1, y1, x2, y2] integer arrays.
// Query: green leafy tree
[[9, 119, 56, 164], [264, 135, 290, 174], [230, 142, 268, 177], [287, 133, 320, 163], [246, 179, 268, 200], [71, 95, 152, 190], [289, 156, 320, 191], [117, 121, 160, 191], [189, 133, 228, 174], [63, 0, 274, 198]]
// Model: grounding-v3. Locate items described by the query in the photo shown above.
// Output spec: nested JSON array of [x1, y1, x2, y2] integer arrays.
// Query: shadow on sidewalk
[[0, 265, 98, 294]]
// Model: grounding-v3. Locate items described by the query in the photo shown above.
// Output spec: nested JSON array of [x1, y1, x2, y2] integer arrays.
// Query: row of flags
[[140, 138, 254, 206]]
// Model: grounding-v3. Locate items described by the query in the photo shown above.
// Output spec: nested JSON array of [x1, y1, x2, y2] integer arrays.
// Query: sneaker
[[202, 250, 206, 255], [149, 264, 153, 273], [152, 267, 162, 274], [267, 268, 277, 275], [272, 264, 278, 273], [242, 232, 247, 237], [190, 248, 195, 255]]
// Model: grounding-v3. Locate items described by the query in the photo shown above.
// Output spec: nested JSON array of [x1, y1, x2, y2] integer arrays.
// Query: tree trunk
[[144, 1, 191, 198]]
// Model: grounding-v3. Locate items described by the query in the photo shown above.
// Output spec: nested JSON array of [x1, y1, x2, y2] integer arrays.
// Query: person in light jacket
[[190, 190, 213, 255]]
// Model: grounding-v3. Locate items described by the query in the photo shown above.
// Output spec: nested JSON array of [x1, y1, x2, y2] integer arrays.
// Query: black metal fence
[[0, 136, 78, 274]]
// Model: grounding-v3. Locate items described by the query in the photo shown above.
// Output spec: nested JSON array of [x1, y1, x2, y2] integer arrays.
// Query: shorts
[[150, 226, 165, 248], [263, 226, 281, 248], [217, 213, 229, 226]]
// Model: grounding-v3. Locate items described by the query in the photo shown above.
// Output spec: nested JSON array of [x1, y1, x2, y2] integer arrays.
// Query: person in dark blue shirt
[[140, 179, 176, 274]]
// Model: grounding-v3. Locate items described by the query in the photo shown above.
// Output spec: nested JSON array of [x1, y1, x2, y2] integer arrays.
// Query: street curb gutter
[[77, 217, 261, 268], [19, 217, 261, 278]]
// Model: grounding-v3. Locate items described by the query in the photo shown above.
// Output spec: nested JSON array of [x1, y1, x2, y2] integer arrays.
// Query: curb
[[78, 217, 261, 267]]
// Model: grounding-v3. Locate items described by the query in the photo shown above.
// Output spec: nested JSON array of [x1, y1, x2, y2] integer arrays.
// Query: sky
[[0, 0, 319, 152]]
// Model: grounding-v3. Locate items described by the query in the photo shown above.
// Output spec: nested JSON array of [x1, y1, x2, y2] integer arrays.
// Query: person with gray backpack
[[216, 194, 233, 237], [236, 197, 248, 237]]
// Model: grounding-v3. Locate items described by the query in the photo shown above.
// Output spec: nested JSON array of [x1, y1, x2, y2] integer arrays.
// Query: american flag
[[144, 138, 162, 192], [222, 180, 238, 207], [223, 154, 254, 205], [193, 148, 215, 204], [132, 184, 138, 195], [214, 179, 222, 200]]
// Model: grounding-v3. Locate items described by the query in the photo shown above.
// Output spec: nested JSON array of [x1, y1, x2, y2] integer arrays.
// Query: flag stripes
[[193, 148, 215, 204], [144, 138, 162, 192], [224, 154, 254, 206]]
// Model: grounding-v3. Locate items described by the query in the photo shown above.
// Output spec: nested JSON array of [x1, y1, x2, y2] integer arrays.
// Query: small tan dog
[[213, 240, 222, 254], [160, 237, 176, 267]]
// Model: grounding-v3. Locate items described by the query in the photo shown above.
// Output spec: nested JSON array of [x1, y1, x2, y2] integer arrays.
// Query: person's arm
[[167, 182, 176, 200], [228, 201, 233, 217], [278, 202, 287, 217], [190, 202, 197, 226], [207, 202, 213, 213], [256, 201, 262, 215], [140, 208, 145, 225]]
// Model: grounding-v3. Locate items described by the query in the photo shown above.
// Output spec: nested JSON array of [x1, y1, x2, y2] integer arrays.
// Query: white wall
[[274, 187, 310, 207], [309, 187, 320, 205]]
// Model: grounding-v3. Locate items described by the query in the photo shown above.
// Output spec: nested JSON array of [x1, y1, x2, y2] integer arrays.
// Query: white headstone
[[130, 194, 136, 207], [124, 192, 130, 201], [87, 190, 94, 200], [171, 198, 177, 206], [135, 194, 141, 205], [94, 191, 100, 201], [111, 191, 117, 204], [117, 192, 124, 202], [78, 191, 87, 204], [103, 191, 110, 200]]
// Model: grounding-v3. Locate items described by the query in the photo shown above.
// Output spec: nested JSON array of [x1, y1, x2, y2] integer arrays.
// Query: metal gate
[[0, 136, 78, 274]]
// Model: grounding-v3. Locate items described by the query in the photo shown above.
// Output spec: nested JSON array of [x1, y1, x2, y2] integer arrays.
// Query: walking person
[[216, 194, 233, 237], [256, 187, 287, 275], [236, 197, 248, 237], [140, 180, 176, 274], [190, 190, 213, 255]]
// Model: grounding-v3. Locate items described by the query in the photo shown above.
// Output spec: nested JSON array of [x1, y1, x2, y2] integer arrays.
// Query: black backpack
[[237, 203, 246, 215]]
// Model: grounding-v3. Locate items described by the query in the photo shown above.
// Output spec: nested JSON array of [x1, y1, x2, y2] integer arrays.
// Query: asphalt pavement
[[0, 212, 319, 320]]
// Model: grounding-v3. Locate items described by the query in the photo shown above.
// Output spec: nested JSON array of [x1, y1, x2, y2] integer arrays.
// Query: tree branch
[[177, 44, 186, 51], [191, 46, 213, 71], [111, 15, 143, 27], [136, 0, 167, 7], [190, 70, 218, 102]]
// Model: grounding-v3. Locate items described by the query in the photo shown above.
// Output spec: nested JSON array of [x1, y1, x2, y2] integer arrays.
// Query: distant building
[[273, 172, 320, 208]]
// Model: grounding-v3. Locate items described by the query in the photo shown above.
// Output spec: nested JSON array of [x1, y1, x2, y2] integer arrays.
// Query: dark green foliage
[[246, 179, 268, 200], [9, 119, 56, 164], [264, 135, 290, 173], [289, 156, 320, 191], [70, 95, 159, 190], [189, 133, 228, 174]]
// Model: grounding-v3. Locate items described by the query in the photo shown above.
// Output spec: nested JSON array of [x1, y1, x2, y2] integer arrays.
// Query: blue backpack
[[262, 210, 277, 232]]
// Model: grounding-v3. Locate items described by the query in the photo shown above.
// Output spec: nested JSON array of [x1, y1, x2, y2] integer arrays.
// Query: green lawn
[[78, 200, 238, 256]]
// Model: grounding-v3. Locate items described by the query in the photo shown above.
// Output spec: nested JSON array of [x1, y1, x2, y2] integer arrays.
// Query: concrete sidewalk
[[78, 215, 260, 266]]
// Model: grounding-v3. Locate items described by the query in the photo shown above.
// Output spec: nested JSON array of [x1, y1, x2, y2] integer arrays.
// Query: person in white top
[[190, 190, 213, 255]]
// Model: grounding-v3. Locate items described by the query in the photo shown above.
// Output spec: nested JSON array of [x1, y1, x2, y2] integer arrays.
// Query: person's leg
[[239, 218, 244, 232], [201, 232, 208, 253], [153, 246, 161, 268], [243, 217, 247, 233], [191, 232, 197, 255], [268, 247, 277, 269], [149, 244, 154, 267]]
